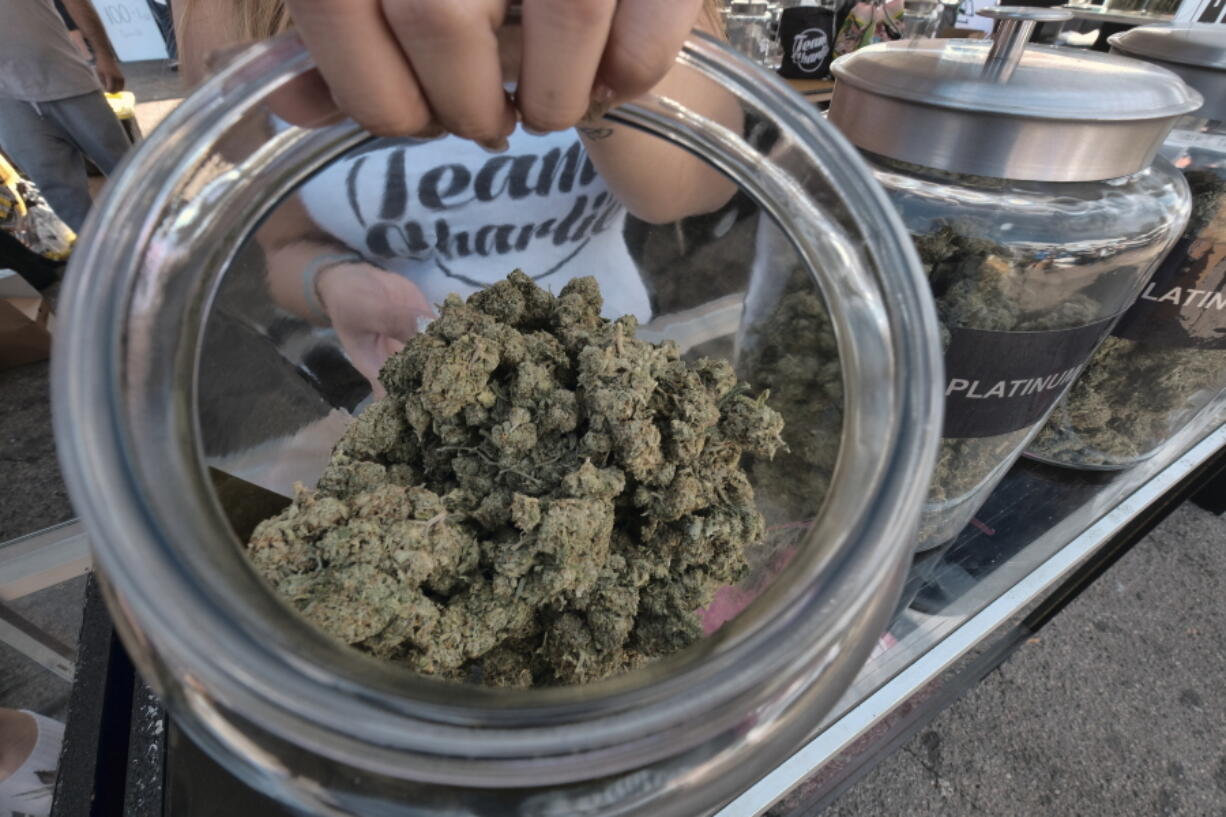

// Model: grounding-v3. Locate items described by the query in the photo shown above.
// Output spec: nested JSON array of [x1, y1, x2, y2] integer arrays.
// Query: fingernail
[[583, 99, 611, 125], [592, 84, 615, 105], [522, 124, 549, 136], [584, 85, 616, 124], [480, 137, 510, 154]]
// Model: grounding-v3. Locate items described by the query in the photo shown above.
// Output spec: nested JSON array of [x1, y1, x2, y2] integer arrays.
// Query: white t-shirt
[[296, 126, 652, 322]]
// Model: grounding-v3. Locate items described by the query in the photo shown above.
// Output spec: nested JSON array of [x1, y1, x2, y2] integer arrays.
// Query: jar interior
[[53, 31, 940, 810], [191, 96, 853, 694], [865, 151, 1190, 550]]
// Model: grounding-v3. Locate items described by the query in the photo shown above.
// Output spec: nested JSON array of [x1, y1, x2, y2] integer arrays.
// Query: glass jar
[[52, 31, 941, 817], [902, 0, 944, 38], [1145, 0, 1182, 16], [873, 156, 1189, 544], [725, 0, 786, 69], [829, 7, 1199, 548], [1031, 25, 1226, 469], [1105, 0, 1147, 13]]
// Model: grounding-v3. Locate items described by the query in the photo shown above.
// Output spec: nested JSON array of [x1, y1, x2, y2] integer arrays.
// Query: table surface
[[20, 403, 1225, 817], [717, 403, 1226, 816], [1059, 3, 1175, 25], [784, 78, 835, 94]]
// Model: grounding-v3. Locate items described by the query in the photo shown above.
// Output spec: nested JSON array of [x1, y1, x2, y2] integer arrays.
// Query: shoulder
[[177, 0, 240, 87]]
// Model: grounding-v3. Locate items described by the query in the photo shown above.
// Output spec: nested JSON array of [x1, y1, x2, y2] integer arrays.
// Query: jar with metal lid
[[52, 29, 942, 817], [830, 7, 1197, 549], [1030, 24, 1226, 469]]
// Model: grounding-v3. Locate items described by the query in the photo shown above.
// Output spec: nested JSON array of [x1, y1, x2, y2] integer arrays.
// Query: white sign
[[89, 0, 169, 62], [955, 0, 997, 33]]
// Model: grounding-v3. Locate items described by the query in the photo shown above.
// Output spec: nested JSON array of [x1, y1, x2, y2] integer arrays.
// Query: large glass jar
[[724, 0, 785, 68], [873, 156, 1189, 544], [1105, 0, 1148, 13], [52, 30, 941, 817], [830, 7, 1199, 548], [902, 0, 944, 38], [1031, 25, 1226, 469], [1145, 0, 1183, 16]]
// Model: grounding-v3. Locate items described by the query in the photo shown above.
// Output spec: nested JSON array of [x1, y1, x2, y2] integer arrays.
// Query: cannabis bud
[[247, 271, 784, 687]]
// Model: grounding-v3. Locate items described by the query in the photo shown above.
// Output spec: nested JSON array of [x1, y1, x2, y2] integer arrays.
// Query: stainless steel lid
[[1111, 25, 1226, 120], [830, 7, 1203, 181]]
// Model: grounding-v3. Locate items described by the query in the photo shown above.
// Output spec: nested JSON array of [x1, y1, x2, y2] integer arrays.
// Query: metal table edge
[[714, 422, 1226, 817]]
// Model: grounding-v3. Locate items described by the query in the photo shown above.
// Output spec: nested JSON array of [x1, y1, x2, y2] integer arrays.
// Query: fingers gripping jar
[[830, 8, 1197, 550], [1030, 25, 1226, 469]]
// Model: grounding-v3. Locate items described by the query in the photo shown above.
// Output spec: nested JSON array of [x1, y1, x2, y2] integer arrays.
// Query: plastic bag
[[0, 151, 76, 263], [834, 0, 905, 59]]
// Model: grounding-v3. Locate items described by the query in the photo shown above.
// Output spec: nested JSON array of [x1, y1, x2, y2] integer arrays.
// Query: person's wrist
[[313, 262, 348, 318], [310, 255, 366, 324]]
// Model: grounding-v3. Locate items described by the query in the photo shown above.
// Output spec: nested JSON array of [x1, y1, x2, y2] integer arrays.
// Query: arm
[[259, 197, 430, 334], [260, 198, 433, 391], [61, 0, 125, 92], [176, 0, 231, 88], [578, 7, 740, 224], [180, 4, 432, 393], [284, 0, 736, 225]]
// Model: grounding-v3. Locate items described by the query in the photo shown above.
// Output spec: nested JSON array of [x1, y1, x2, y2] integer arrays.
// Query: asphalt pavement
[[826, 500, 1226, 817]]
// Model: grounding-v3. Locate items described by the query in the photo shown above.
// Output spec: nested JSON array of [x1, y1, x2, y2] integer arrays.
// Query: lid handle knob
[[978, 6, 1072, 82]]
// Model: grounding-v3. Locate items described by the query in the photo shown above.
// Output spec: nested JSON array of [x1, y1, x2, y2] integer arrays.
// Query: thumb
[[333, 326, 386, 389], [379, 336, 406, 360], [365, 272, 435, 340]]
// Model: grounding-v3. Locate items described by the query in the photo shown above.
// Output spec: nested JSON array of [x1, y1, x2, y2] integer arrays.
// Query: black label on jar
[[778, 7, 836, 78], [1111, 236, 1226, 351], [943, 317, 1117, 439]]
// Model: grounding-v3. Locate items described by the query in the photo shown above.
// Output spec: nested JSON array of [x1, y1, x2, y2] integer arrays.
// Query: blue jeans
[[0, 91, 131, 232]]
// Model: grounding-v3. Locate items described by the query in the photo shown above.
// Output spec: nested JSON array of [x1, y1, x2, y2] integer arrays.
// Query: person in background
[[53, 0, 93, 61], [146, 0, 180, 68], [180, 0, 736, 390], [0, 708, 63, 817], [0, 0, 131, 232]]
